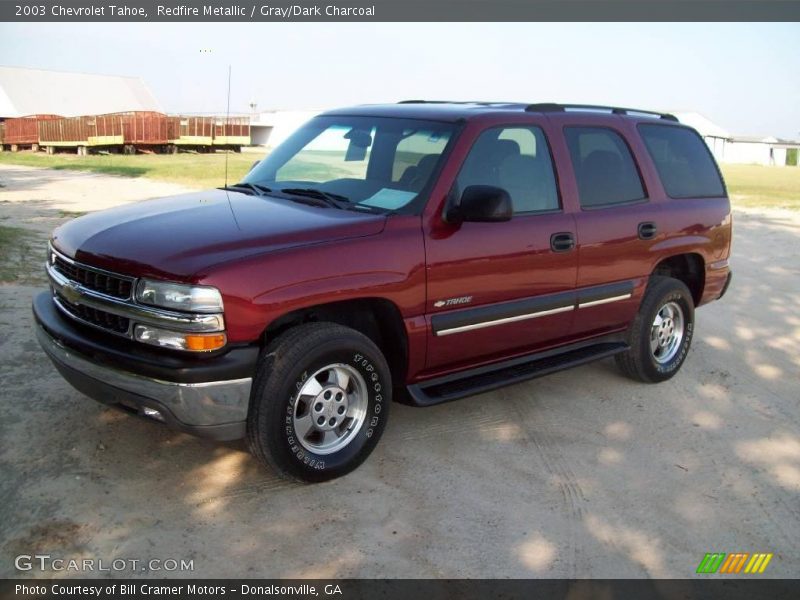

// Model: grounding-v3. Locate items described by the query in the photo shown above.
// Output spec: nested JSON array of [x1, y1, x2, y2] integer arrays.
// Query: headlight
[[136, 279, 224, 313]]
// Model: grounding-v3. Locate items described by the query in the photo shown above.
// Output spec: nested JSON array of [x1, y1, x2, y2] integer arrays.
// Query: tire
[[615, 276, 695, 383], [246, 322, 391, 482]]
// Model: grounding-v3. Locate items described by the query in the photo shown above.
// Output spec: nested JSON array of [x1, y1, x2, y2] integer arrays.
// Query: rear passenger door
[[425, 124, 578, 372], [563, 124, 662, 338]]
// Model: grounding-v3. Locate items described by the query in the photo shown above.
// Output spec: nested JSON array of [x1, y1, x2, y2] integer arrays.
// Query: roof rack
[[398, 100, 457, 104], [399, 100, 491, 105], [525, 103, 678, 122]]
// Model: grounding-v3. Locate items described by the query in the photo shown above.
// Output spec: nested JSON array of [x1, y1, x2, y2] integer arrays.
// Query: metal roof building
[[672, 111, 800, 166], [0, 66, 162, 119]]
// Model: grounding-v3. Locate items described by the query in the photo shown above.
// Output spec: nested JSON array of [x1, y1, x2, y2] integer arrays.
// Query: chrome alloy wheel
[[650, 301, 685, 364], [292, 363, 368, 455]]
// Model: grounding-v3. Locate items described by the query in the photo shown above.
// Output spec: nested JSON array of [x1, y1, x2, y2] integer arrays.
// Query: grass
[[0, 151, 260, 189], [719, 164, 800, 210], [1, 151, 799, 209], [0, 225, 45, 284]]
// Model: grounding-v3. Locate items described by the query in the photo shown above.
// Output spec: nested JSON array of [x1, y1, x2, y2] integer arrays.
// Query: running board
[[406, 337, 628, 406]]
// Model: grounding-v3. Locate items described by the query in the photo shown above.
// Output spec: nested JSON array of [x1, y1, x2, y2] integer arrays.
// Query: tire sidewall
[[267, 339, 390, 480], [641, 284, 694, 380]]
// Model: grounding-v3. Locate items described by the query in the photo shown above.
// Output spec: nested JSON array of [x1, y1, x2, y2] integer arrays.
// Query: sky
[[1, 22, 798, 138]]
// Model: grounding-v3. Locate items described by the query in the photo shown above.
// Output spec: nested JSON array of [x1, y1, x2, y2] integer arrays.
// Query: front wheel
[[247, 322, 391, 482], [615, 276, 695, 383]]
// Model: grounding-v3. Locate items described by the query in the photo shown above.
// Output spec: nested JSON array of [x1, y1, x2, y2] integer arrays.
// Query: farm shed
[[0, 66, 162, 119], [167, 116, 215, 146], [213, 116, 250, 148], [674, 111, 800, 166], [38, 112, 169, 154], [723, 136, 800, 166], [1, 114, 60, 150]]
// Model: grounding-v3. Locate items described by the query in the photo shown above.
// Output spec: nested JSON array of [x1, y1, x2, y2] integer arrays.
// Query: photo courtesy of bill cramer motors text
[[13, 583, 344, 596]]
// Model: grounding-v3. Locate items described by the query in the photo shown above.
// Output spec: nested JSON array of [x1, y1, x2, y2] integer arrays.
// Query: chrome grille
[[53, 254, 133, 299], [55, 292, 131, 334], [47, 243, 225, 341]]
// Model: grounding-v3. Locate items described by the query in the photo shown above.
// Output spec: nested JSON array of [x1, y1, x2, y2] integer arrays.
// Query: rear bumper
[[700, 260, 732, 305], [33, 291, 257, 440], [718, 270, 732, 300]]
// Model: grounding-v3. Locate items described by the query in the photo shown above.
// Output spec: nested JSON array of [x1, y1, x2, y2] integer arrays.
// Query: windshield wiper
[[280, 188, 350, 209], [222, 182, 272, 196]]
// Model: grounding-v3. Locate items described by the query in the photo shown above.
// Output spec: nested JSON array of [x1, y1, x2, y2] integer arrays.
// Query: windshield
[[244, 116, 457, 212]]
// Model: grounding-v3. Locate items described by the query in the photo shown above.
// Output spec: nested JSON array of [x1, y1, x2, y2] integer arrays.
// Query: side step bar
[[406, 337, 628, 406]]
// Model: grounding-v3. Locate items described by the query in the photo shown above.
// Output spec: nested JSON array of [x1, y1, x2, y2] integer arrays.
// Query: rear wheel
[[247, 322, 391, 482], [615, 276, 695, 383]]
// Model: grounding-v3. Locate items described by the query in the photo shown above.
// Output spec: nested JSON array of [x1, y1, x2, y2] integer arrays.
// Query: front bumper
[[33, 292, 258, 440]]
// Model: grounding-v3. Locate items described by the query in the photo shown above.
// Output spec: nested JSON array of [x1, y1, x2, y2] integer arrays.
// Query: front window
[[454, 126, 560, 214], [244, 116, 457, 212]]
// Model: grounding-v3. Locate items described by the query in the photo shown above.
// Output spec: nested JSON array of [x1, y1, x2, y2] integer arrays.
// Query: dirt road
[[1, 164, 798, 578]]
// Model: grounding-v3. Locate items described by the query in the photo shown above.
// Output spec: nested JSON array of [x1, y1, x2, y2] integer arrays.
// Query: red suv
[[34, 102, 732, 482]]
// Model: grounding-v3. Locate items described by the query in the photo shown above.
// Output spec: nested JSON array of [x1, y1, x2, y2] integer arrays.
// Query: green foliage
[[721, 164, 800, 209], [0, 151, 262, 189]]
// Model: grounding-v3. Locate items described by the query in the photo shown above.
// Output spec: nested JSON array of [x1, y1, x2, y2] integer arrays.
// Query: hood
[[52, 189, 387, 280]]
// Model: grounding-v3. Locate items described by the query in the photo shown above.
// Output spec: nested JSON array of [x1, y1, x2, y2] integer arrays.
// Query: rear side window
[[565, 127, 646, 208], [638, 124, 725, 198]]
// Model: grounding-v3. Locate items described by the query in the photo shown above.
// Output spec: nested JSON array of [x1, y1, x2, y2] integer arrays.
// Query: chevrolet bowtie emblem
[[61, 281, 82, 305]]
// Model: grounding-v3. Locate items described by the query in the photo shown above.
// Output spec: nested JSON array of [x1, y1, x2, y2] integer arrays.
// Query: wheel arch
[[261, 297, 409, 387], [651, 252, 705, 306]]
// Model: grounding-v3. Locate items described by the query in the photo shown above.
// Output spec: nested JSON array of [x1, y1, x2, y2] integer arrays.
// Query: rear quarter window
[[638, 124, 725, 198], [564, 126, 647, 208]]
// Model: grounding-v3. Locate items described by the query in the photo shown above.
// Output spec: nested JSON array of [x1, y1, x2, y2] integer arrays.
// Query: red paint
[[3, 114, 61, 145], [50, 104, 732, 385], [38, 112, 169, 146]]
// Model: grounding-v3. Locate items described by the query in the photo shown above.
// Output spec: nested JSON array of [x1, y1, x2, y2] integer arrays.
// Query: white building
[[673, 111, 799, 166], [0, 66, 162, 118], [249, 110, 322, 147], [721, 136, 798, 166]]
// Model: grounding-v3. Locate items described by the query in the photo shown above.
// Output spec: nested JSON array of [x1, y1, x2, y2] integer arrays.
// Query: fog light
[[133, 324, 226, 352], [142, 407, 164, 421]]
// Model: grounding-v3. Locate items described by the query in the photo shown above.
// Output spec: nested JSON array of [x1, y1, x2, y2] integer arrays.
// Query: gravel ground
[[1, 164, 798, 579]]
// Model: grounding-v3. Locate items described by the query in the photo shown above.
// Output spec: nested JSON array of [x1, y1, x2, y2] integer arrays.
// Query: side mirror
[[446, 185, 513, 223], [249, 160, 260, 172]]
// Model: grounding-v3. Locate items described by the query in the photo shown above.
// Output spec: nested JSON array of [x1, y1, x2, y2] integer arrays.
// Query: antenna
[[224, 64, 231, 187]]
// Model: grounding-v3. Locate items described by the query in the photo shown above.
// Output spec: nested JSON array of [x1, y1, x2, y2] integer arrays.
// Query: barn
[[673, 111, 800, 166], [0, 66, 162, 119]]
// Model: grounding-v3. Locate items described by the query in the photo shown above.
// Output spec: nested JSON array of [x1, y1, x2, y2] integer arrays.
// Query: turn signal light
[[185, 334, 227, 351], [134, 325, 227, 352]]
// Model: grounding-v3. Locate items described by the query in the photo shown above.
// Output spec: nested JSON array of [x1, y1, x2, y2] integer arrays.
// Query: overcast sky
[[1, 22, 798, 137]]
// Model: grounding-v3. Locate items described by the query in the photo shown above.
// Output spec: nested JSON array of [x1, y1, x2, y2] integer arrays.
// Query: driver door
[[424, 125, 578, 372]]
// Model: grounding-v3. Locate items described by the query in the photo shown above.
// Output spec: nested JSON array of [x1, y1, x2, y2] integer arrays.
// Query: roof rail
[[397, 100, 461, 104], [397, 100, 515, 106], [525, 103, 678, 122]]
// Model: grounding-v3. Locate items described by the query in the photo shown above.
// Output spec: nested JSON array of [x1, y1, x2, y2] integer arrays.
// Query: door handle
[[638, 222, 657, 240], [550, 232, 575, 253]]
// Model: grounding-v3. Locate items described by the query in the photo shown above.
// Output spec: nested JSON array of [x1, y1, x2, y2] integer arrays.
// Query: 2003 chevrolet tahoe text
[[33, 102, 733, 482]]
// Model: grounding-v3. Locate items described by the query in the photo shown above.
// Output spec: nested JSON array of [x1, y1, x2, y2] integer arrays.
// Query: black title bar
[[3, 579, 800, 600], [2, 1, 800, 22]]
